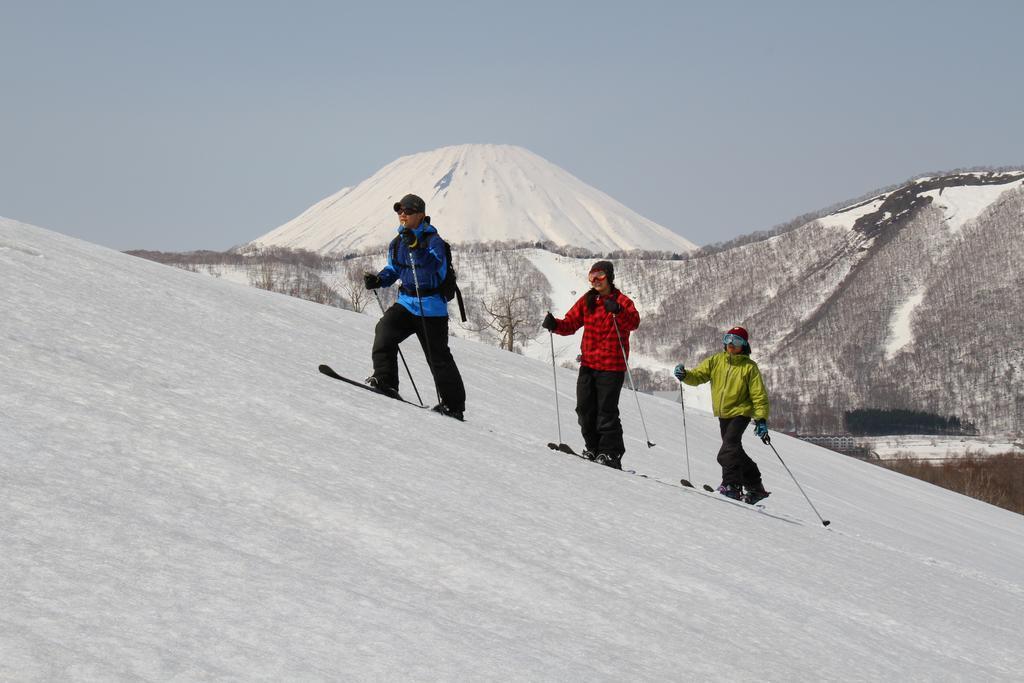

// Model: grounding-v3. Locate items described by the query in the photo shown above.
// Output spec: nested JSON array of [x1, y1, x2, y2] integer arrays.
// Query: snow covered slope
[[2, 218, 1022, 679], [250, 144, 697, 254]]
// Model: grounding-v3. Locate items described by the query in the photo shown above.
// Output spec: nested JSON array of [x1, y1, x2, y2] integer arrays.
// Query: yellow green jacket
[[683, 351, 770, 420]]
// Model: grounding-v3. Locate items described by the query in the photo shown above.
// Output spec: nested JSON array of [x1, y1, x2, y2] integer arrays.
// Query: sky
[[2, 0, 1023, 251], [3, 216, 1023, 677]]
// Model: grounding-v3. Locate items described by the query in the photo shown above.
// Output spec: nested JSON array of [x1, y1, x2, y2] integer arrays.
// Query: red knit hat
[[726, 326, 749, 341]]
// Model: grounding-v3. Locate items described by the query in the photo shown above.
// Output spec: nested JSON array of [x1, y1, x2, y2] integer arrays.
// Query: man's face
[[396, 207, 424, 229]]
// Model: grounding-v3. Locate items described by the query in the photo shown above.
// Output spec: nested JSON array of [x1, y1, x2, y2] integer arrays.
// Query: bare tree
[[248, 261, 277, 291], [288, 268, 338, 305], [464, 251, 551, 352], [334, 256, 375, 313]]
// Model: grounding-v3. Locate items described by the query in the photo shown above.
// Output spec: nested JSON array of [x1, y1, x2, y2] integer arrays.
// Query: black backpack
[[389, 232, 467, 322]]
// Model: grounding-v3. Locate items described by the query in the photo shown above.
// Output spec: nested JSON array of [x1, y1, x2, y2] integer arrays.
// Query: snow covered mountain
[[250, 144, 697, 254], [625, 170, 1024, 434], [3, 217, 1023, 678]]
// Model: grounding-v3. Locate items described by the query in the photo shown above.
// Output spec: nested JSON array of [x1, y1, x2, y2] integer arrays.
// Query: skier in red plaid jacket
[[542, 260, 640, 470]]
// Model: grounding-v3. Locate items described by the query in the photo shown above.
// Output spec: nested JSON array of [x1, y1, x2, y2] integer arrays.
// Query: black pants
[[576, 366, 626, 456], [717, 416, 763, 488], [371, 304, 466, 412]]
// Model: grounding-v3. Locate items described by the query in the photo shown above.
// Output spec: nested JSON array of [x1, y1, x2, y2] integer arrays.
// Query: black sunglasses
[[396, 207, 421, 215]]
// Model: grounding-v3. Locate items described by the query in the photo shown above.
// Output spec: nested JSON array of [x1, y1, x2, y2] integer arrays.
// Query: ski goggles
[[723, 333, 747, 347], [588, 271, 607, 283]]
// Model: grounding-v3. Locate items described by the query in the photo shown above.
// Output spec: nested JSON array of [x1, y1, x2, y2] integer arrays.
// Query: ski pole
[[550, 331, 564, 444], [611, 315, 654, 448], [546, 331, 575, 455], [678, 383, 693, 488], [408, 255, 443, 407], [765, 439, 831, 527], [373, 289, 423, 406]]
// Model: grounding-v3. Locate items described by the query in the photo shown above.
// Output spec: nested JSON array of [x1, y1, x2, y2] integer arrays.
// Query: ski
[[318, 364, 427, 409], [546, 443, 628, 467], [544, 445, 788, 516], [547, 442, 579, 456]]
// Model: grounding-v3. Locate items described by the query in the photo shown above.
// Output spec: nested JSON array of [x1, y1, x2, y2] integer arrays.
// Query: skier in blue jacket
[[363, 194, 466, 419]]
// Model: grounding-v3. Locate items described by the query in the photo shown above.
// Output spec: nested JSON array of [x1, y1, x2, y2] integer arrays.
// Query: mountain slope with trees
[[131, 170, 1024, 437]]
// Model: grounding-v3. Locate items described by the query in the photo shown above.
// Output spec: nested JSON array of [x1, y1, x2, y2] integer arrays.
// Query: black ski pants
[[717, 416, 763, 488], [576, 366, 626, 457], [371, 303, 466, 412]]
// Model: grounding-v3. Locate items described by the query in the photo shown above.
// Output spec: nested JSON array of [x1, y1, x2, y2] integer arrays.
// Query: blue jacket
[[377, 222, 451, 318]]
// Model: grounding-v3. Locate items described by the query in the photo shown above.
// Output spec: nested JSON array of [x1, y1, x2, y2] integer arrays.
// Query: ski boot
[[743, 486, 771, 505], [595, 453, 623, 470], [431, 403, 465, 421], [365, 376, 401, 400], [717, 483, 745, 501]]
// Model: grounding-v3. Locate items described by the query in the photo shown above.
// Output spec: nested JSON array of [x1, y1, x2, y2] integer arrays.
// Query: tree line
[[844, 408, 977, 436]]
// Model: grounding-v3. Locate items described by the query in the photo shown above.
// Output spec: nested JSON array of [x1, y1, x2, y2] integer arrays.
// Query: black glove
[[673, 363, 687, 381], [363, 272, 381, 290], [603, 297, 621, 314], [399, 228, 418, 248], [542, 312, 557, 331]]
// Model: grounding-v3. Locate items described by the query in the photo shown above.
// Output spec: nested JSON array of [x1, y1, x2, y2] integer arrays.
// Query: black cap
[[393, 194, 426, 214]]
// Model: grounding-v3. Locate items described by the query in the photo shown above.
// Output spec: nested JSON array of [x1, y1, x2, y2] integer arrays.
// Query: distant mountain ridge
[[432, 169, 1024, 435], [621, 170, 1024, 434], [250, 144, 697, 255]]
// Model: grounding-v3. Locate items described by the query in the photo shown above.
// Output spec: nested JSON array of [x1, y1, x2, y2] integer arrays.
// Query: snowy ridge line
[[251, 143, 698, 254], [0, 239, 44, 257]]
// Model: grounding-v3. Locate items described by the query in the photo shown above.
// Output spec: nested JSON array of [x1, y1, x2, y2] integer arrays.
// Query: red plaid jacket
[[553, 290, 640, 372]]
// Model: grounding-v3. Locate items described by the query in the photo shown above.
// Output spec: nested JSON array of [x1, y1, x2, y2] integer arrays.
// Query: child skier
[[673, 327, 771, 504]]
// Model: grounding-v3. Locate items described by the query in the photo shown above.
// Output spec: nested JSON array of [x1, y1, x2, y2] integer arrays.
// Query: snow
[[861, 435, 1024, 460], [652, 385, 714, 416], [189, 264, 251, 287], [818, 196, 887, 230], [3, 218, 1024, 679], [882, 179, 1023, 359], [251, 144, 698, 255], [521, 249, 587, 365], [823, 177, 1023, 237], [920, 179, 1024, 234], [884, 285, 926, 359], [523, 249, 584, 317]]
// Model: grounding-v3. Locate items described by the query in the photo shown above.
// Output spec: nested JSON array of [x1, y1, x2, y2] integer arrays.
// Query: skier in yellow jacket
[[673, 326, 771, 504]]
